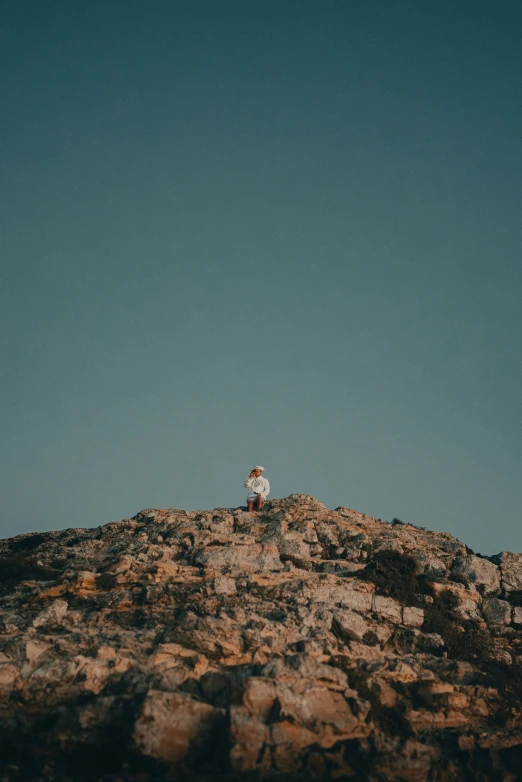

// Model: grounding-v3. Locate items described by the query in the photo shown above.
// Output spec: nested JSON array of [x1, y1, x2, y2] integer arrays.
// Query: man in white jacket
[[244, 466, 270, 512]]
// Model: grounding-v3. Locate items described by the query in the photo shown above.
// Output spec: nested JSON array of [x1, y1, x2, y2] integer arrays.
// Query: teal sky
[[1, 1, 521, 555]]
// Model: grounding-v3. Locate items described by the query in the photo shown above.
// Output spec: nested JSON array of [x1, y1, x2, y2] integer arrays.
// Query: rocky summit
[[1, 495, 522, 782]]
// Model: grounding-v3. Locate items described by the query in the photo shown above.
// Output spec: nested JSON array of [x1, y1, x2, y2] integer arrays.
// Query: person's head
[[251, 466, 264, 477]]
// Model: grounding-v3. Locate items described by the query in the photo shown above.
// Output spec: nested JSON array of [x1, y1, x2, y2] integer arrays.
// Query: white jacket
[[244, 476, 270, 499]]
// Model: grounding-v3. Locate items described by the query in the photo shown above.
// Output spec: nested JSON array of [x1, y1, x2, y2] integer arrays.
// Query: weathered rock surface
[[451, 555, 501, 595], [1, 494, 522, 781], [492, 551, 522, 593]]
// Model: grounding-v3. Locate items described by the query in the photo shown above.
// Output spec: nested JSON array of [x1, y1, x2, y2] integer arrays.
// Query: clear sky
[[1, 1, 521, 555]]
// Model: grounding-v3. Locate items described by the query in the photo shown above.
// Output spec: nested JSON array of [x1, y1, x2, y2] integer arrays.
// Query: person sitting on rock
[[244, 466, 270, 512]]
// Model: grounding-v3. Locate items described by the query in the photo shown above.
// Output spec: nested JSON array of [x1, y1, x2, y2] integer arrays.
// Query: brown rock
[[370, 678, 398, 707], [133, 690, 225, 763], [32, 599, 68, 628], [263, 521, 312, 560], [295, 578, 374, 613], [230, 705, 270, 771], [333, 608, 371, 642], [25, 638, 51, 664], [373, 594, 403, 622], [451, 555, 501, 595], [403, 606, 425, 627], [482, 598, 512, 626], [492, 551, 522, 592], [195, 543, 283, 572], [214, 575, 237, 594], [430, 581, 481, 618], [0, 664, 19, 689]]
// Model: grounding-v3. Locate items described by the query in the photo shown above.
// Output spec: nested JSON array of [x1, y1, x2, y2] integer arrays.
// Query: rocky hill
[[1, 495, 522, 781]]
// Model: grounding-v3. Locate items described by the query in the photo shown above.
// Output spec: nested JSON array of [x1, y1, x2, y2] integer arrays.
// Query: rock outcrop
[[1, 495, 522, 781]]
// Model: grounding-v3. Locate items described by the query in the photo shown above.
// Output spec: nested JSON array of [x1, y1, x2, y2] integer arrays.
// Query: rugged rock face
[[1, 494, 522, 781]]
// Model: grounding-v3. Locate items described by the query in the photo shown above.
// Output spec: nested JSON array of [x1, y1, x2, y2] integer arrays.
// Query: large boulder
[[229, 658, 369, 775], [263, 520, 311, 561], [451, 556, 501, 595], [491, 551, 522, 593], [133, 690, 225, 764], [482, 598, 512, 626]]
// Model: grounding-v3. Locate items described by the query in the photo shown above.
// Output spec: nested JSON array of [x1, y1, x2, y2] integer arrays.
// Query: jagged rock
[[0, 495, 521, 781], [214, 575, 237, 594], [262, 519, 312, 561], [230, 655, 369, 774], [25, 638, 50, 664], [333, 607, 370, 642], [430, 580, 481, 619], [0, 664, 19, 689], [373, 594, 403, 622], [451, 555, 501, 595], [482, 598, 512, 626], [492, 551, 522, 592], [410, 550, 448, 577], [195, 543, 283, 573], [403, 606, 425, 627], [133, 690, 225, 763], [32, 598, 68, 627], [421, 632, 445, 651], [373, 539, 405, 555]]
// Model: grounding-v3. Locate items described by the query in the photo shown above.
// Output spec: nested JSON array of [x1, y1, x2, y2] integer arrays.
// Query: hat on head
[[251, 465, 265, 472]]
